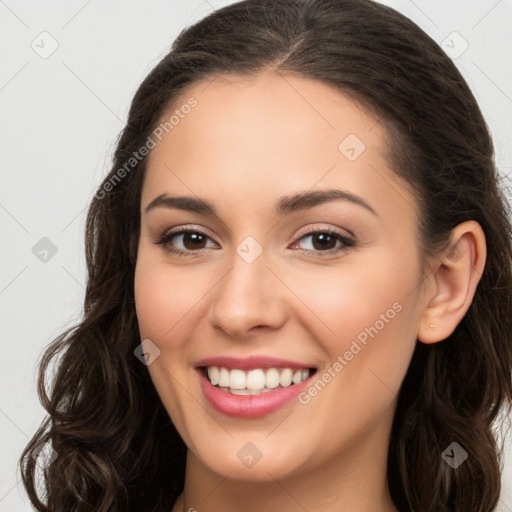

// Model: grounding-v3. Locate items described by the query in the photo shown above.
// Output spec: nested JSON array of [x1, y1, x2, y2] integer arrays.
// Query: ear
[[417, 221, 486, 344]]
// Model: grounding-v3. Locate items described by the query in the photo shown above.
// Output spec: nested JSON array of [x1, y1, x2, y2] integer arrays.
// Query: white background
[[1, 0, 511, 510]]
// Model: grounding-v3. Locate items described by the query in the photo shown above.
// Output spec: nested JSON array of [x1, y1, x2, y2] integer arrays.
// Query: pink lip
[[194, 355, 314, 370], [196, 367, 316, 418]]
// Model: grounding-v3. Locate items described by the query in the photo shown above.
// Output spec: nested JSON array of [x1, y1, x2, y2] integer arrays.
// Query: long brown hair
[[19, 0, 512, 510]]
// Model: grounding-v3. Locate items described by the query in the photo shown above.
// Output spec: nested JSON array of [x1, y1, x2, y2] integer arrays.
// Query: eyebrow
[[144, 188, 378, 217]]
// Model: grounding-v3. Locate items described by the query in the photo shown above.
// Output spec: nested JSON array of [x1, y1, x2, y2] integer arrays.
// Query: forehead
[[158, 70, 384, 161], [141, 71, 416, 225]]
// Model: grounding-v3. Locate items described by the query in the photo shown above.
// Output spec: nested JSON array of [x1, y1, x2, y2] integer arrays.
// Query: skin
[[134, 71, 486, 512]]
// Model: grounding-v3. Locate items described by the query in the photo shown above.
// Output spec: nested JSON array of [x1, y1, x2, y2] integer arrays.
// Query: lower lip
[[197, 368, 314, 418]]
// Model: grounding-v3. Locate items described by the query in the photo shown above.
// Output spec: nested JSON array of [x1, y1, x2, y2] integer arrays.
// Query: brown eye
[[310, 232, 337, 250], [292, 228, 355, 256], [180, 232, 208, 250], [154, 229, 218, 256]]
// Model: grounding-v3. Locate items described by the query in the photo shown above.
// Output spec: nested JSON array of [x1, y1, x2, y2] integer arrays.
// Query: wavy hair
[[20, 0, 512, 510]]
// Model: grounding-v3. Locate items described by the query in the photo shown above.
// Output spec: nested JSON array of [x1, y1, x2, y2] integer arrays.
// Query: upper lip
[[194, 355, 316, 370]]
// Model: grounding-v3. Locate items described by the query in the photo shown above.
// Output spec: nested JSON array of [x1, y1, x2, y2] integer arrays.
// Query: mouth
[[200, 366, 317, 396], [193, 354, 319, 418]]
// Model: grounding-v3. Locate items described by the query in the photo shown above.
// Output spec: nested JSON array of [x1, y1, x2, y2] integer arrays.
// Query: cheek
[[293, 248, 420, 404], [134, 256, 209, 343], [291, 274, 417, 452], [133, 257, 205, 429], [291, 254, 417, 352]]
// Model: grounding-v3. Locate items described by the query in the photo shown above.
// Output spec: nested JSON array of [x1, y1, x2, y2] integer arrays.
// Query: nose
[[207, 248, 288, 339]]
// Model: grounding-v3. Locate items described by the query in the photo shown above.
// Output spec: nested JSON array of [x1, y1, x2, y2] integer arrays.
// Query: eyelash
[[153, 226, 356, 258]]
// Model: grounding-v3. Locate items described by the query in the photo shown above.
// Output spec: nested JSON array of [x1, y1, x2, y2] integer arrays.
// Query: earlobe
[[417, 221, 486, 344]]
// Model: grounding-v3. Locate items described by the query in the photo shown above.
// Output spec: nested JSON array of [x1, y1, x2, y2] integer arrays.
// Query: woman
[[20, 0, 512, 511]]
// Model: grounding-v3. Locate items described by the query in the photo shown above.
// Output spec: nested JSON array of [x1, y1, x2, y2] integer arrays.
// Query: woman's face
[[134, 71, 430, 481]]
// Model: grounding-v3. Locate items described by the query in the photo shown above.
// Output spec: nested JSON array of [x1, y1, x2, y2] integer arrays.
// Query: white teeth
[[218, 367, 230, 387], [204, 366, 313, 394], [247, 369, 265, 390], [220, 386, 273, 394], [265, 368, 280, 389], [229, 388, 251, 395], [207, 366, 219, 385], [279, 368, 293, 387], [229, 369, 246, 390]]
